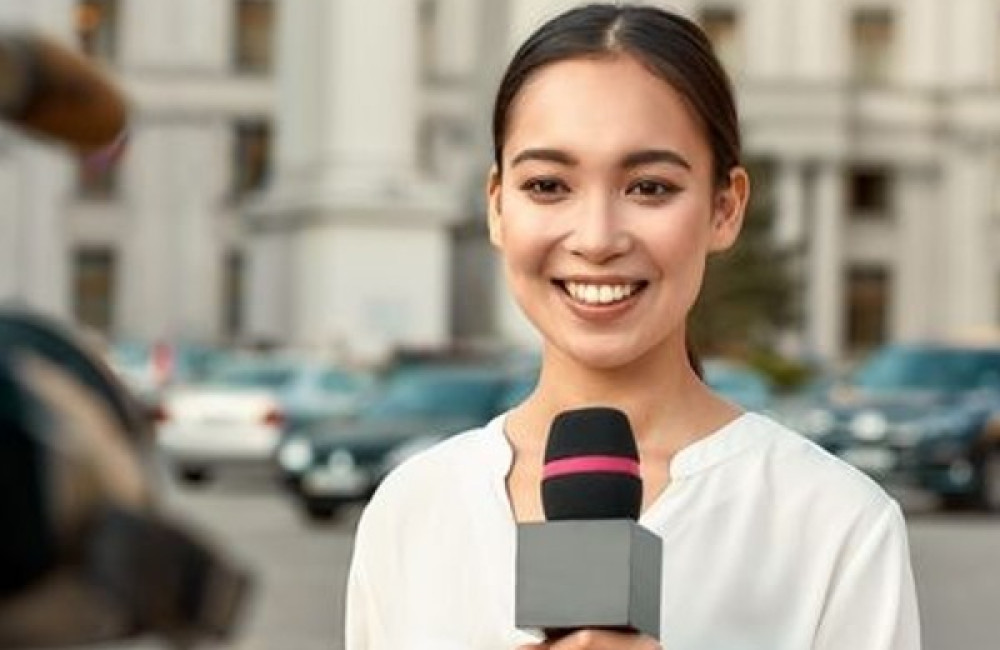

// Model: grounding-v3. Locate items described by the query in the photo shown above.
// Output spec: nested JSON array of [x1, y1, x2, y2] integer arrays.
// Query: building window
[[846, 266, 889, 354], [848, 166, 892, 217], [223, 250, 244, 339], [699, 7, 742, 76], [232, 120, 271, 197], [76, 0, 118, 61], [851, 8, 894, 86], [73, 247, 116, 334], [234, 0, 273, 74]]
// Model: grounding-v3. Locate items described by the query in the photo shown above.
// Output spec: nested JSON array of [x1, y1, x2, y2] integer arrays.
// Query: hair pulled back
[[491, 3, 741, 187]]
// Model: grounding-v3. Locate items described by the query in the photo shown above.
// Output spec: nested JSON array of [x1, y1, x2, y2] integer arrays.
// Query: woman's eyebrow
[[510, 148, 577, 167], [620, 149, 691, 171], [509, 148, 692, 171]]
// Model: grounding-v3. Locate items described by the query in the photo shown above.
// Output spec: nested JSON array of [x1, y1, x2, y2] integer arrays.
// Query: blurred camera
[[0, 311, 252, 648]]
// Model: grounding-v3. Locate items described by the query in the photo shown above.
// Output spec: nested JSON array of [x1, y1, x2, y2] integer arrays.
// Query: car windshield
[[207, 361, 298, 389], [362, 368, 500, 419], [851, 345, 1000, 392], [706, 368, 763, 394], [109, 341, 148, 366]]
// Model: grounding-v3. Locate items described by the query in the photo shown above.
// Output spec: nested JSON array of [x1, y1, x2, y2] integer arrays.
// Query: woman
[[346, 4, 920, 649]]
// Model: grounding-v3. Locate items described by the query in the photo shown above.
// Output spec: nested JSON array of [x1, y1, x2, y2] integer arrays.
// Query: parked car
[[771, 342, 1000, 510], [157, 356, 373, 485], [380, 365, 540, 484], [702, 359, 775, 411], [276, 362, 530, 520], [106, 340, 227, 417]]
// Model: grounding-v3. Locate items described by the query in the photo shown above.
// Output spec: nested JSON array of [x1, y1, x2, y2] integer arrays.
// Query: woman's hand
[[518, 629, 662, 649]]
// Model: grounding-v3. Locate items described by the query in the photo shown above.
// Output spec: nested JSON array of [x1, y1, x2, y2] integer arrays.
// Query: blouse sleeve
[[813, 499, 921, 649], [344, 550, 370, 650]]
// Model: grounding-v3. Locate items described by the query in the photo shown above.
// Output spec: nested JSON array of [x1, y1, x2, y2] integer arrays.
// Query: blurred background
[[1, 0, 1000, 648]]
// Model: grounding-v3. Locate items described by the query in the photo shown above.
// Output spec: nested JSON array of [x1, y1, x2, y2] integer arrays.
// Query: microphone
[[542, 407, 642, 521], [515, 407, 662, 640]]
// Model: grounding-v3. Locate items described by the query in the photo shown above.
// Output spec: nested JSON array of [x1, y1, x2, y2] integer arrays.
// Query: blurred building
[[249, 0, 1000, 361], [704, 0, 1000, 361], [1, 0, 1000, 363], [0, 0, 273, 345]]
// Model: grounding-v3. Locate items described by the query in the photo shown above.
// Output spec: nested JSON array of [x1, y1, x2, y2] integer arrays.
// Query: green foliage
[[689, 161, 800, 357], [744, 348, 815, 392]]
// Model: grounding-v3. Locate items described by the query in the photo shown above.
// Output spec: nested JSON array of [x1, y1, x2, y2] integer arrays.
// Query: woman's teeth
[[564, 281, 641, 305]]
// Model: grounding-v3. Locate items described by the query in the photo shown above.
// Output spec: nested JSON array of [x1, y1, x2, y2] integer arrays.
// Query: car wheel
[[176, 466, 212, 486], [941, 446, 1000, 512], [976, 447, 1000, 512], [303, 498, 342, 522]]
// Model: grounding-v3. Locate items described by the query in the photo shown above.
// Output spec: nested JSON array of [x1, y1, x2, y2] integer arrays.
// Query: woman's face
[[488, 54, 748, 371]]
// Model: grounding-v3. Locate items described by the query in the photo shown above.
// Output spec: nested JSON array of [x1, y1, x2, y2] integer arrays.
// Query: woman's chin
[[552, 337, 652, 373]]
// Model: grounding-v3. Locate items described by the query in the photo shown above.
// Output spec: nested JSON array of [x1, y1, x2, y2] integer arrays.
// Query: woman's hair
[[491, 3, 741, 188]]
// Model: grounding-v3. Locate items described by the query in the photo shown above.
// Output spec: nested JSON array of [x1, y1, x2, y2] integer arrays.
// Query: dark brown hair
[[491, 3, 741, 188]]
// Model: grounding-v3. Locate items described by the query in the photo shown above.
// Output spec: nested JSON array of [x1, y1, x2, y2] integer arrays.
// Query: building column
[[244, 229, 293, 345], [941, 142, 995, 336], [899, 0, 946, 88], [248, 0, 461, 357], [119, 126, 177, 340], [892, 166, 938, 341], [775, 158, 806, 248], [772, 158, 807, 356], [795, 0, 847, 82], [806, 162, 845, 362], [320, 0, 419, 189], [744, 0, 792, 82], [17, 148, 72, 318], [947, 0, 995, 89], [167, 124, 229, 341]]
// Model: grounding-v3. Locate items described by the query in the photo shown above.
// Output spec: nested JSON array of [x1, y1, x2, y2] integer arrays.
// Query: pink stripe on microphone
[[543, 455, 640, 480]]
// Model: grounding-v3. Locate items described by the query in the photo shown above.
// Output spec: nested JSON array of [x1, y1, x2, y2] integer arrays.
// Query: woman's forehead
[[503, 55, 710, 169]]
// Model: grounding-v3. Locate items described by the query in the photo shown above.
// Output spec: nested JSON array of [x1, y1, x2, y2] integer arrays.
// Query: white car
[[157, 357, 371, 485]]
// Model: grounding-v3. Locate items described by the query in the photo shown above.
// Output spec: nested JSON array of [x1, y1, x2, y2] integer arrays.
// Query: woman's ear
[[486, 165, 503, 249], [709, 166, 750, 252]]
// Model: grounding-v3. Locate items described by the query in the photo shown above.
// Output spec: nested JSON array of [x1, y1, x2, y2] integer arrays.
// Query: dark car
[[275, 363, 530, 520], [774, 343, 1000, 510]]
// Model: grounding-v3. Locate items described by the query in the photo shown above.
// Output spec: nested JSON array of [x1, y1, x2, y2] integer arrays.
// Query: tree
[[689, 160, 800, 357]]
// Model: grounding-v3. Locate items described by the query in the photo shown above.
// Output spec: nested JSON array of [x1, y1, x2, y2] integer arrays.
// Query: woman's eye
[[626, 179, 677, 198], [520, 178, 568, 197]]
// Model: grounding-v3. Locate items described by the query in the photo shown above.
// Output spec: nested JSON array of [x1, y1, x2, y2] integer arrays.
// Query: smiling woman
[[487, 52, 746, 373], [344, 4, 920, 650]]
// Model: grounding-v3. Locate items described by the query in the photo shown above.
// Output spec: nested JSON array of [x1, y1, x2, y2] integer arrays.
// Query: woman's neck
[[502, 340, 742, 522], [507, 339, 738, 458]]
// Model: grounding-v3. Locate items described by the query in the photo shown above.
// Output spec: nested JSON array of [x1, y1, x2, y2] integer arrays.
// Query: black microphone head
[[542, 407, 642, 521]]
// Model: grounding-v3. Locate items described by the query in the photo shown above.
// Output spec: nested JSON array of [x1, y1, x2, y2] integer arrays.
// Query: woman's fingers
[[518, 629, 662, 649]]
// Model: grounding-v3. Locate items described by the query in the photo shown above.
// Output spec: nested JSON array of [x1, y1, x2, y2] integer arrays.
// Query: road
[[95, 475, 999, 650]]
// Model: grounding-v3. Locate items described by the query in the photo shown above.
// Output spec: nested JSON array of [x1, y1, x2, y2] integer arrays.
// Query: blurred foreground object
[[0, 310, 252, 648], [0, 31, 127, 154]]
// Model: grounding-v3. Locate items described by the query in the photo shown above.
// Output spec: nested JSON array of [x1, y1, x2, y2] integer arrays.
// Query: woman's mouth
[[554, 279, 648, 307]]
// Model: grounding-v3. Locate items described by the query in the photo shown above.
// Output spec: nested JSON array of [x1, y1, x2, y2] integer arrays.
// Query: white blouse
[[345, 412, 921, 649]]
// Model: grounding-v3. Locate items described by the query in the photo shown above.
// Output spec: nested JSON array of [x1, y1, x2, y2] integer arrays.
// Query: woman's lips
[[552, 278, 648, 320]]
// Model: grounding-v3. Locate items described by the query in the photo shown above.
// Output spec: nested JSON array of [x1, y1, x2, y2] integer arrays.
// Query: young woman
[[345, 4, 920, 649]]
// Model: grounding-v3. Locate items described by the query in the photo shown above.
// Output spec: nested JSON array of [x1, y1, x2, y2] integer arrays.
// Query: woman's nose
[[564, 193, 632, 263]]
